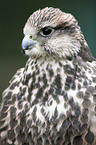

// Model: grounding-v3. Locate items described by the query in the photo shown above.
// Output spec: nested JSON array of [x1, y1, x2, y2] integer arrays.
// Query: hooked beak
[[21, 36, 36, 54]]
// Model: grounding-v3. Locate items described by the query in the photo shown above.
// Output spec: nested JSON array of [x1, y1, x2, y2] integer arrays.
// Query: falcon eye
[[41, 27, 53, 36]]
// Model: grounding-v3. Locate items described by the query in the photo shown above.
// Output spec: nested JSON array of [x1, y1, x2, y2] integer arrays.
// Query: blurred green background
[[0, 0, 96, 99]]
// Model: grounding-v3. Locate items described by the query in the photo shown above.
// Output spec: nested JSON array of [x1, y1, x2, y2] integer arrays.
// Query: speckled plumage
[[0, 7, 96, 145]]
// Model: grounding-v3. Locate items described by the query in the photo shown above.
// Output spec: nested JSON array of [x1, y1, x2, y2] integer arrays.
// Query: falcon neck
[[24, 56, 90, 80]]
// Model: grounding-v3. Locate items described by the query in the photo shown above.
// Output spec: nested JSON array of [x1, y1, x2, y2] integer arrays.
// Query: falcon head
[[22, 7, 94, 61]]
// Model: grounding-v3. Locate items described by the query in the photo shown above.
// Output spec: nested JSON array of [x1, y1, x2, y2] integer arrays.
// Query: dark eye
[[41, 27, 53, 36]]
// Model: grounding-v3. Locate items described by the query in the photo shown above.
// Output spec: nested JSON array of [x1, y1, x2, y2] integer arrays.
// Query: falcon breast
[[0, 7, 96, 145]]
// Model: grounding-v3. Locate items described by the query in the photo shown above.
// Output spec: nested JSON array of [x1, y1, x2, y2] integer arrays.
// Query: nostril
[[29, 35, 32, 39]]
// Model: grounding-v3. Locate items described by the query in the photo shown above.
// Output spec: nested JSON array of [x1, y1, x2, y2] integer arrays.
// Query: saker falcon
[[0, 7, 96, 145]]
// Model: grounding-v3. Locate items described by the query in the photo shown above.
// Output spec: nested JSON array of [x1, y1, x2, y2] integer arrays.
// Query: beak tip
[[21, 47, 25, 54]]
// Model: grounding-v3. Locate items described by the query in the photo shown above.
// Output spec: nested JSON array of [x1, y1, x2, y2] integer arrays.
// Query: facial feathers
[[22, 7, 94, 60]]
